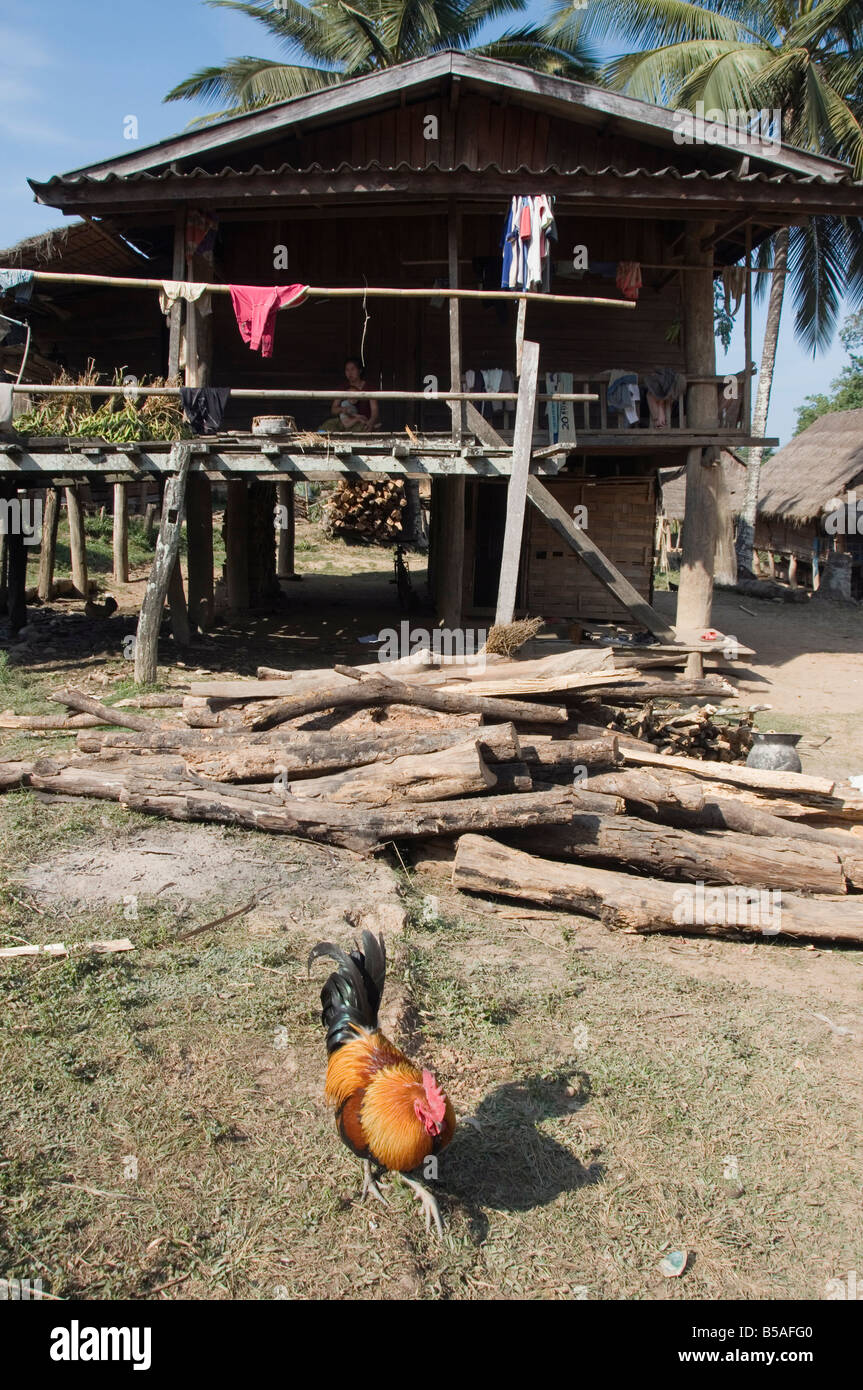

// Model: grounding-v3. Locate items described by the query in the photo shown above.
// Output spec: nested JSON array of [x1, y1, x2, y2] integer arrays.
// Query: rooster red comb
[[422, 1069, 447, 1122]]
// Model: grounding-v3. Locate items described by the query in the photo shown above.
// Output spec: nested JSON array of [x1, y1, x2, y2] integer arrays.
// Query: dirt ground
[[1, 527, 861, 1301]]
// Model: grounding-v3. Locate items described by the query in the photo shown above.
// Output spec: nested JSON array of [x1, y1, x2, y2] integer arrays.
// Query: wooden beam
[[186, 472, 214, 631], [64, 485, 88, 598], [739, 222, 744, 430], [436, 477, 466, 628], [134, 442, 192, 685], [225, 479, 250, 612], [276, 480, 296, 578], [37, 487, 60, 601], [495, 340, 540, 626], [112, 482, 129, 583], [167, 208, 185, 384], [447, 200, 463, 444], [525, 475, 677, 641]]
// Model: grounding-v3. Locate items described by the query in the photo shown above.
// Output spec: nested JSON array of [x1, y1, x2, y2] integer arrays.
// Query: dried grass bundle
[[481, 616, 545, 657]]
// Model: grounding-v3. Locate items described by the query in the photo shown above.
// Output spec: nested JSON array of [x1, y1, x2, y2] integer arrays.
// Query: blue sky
[[0, 0, 854, 443]]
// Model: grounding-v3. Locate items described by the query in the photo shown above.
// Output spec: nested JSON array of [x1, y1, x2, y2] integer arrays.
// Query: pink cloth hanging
[[229, 283, 308, 357]]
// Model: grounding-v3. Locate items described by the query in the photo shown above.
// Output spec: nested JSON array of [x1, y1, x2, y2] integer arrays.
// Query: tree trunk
[[736, 226, 789, 577]]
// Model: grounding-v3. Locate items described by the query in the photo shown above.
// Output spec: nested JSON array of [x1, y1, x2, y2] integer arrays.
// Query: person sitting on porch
[[318, 357, 380, 432]]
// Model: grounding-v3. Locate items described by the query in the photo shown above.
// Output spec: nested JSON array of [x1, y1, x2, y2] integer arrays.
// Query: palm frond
[[788, 216, 847, 353], [164, 57, 341, 109]]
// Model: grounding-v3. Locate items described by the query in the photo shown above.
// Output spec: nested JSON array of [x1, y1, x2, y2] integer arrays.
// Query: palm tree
[[165, 0, 598, 117], [561, 0, 863, 573]]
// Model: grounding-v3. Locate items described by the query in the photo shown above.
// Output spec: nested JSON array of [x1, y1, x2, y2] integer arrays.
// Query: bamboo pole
[[8, 385, 596, 406], [24, 270, 636, 307]]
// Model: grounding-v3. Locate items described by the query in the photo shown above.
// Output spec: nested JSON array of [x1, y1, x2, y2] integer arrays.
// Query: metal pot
[[746, 732, 803, 773]]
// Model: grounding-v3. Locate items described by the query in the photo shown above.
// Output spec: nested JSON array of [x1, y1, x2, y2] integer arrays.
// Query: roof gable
[[40, 52, 851, 187]]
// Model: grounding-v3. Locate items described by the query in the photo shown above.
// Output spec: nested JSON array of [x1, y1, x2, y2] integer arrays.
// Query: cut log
[[286, 736, 497, 805], [509, 815, 847, 894], [520, 737, 620, 769], [0, 711, 104, 731], [587, 768, 706, 812], [452, 835, 863, 945], [244, 673, 568, 731], [621, 747, 835, 797], [77, 722, 519, 768], [11, 763, 618, 853], [48, 689, 161, 734]]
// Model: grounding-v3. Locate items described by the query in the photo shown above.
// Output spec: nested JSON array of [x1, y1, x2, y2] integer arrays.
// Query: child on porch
[[318, 356, 380, 432]]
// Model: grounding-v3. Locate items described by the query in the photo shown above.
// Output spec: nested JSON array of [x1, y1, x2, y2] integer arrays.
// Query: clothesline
[[19, 270, 635, 309], [9, 384, 598, 403]]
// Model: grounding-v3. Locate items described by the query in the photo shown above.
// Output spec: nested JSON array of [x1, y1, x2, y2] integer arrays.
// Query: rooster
[[309, 931, 455, 1236]]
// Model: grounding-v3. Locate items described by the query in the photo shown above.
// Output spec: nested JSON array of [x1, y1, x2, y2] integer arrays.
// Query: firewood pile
[[324, 479, 406, 541], [2, 645, 862, 946], [603, 700, 755, 759]]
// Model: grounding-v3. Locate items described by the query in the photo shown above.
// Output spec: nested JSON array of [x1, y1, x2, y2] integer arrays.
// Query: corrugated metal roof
[[39, 53, 851, 187], [32, 159, 844, 189]]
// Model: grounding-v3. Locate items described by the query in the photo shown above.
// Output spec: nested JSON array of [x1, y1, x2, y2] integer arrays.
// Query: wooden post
[[788, 553, 798, 588], [495, 339, 540, 625], [134, 443, 192, 685], [276, 480, 296, 578], [0, 531, 7, 615], [38, 487, 60, 600], [675, 225, 721, 675], [6, 524, 27, 634], [515, 298, 527, 377], [167, 209, 185, 383], [225, 479, 250, 612], [447, 200, 463, 444], [436, 479, 465, 628], [167, 559, 191, 648], [739, 222, 744, 430], [186, 472, 214, 629], [64, 485, 89, 598], [112, 483, 129, 583]]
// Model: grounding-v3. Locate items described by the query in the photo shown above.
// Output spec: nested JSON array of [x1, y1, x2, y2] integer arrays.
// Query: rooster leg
[[360, 1159, 390, 1207], [399, 1175, 444, 1239]]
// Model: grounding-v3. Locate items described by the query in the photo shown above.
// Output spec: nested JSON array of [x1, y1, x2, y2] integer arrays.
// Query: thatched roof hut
[[658, 451, 745, 522], [757, 409, 863, 521]]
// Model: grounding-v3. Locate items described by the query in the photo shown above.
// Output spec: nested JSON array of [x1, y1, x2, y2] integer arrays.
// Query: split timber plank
[[621, 747, 835, 797], [495, 340, 540, 627], [525, 475, 678, 642]]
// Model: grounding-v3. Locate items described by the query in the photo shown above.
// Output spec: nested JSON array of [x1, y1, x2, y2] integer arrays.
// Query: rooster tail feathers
[[307, 931, 387, 1054]]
